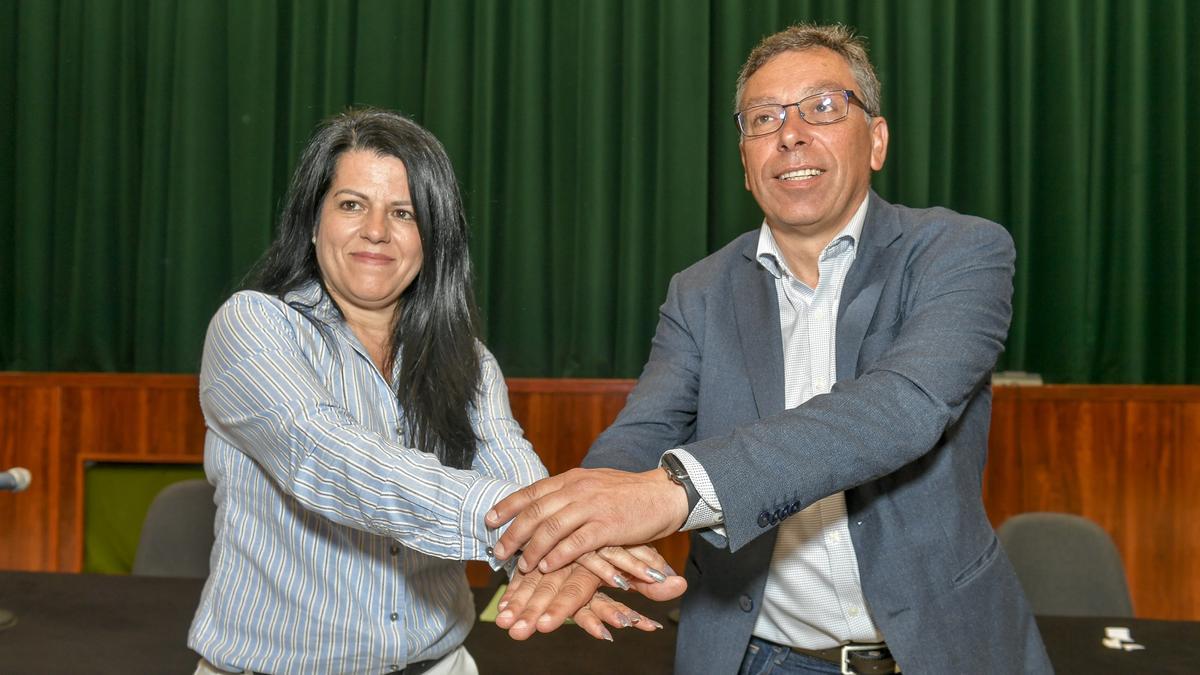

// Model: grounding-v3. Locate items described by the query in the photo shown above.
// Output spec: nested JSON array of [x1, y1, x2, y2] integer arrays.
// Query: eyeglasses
[[734, 90, 872, 138]]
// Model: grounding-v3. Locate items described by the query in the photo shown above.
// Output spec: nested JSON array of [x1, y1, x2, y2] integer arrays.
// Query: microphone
[[0, 467, 31, 492]]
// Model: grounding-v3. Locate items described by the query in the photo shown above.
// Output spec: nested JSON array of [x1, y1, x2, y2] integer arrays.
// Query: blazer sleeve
[[691, 220, 1015, 552]]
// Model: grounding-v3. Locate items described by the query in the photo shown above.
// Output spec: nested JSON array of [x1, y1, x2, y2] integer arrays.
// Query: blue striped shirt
[[188, 284, 546, 674]]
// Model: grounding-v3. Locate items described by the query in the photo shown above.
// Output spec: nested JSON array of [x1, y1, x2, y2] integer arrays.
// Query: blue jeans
[[738, 636, 844, 675]]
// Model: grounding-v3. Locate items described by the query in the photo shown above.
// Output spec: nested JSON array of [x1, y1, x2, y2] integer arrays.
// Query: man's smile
[[777, 167, 825, 181]]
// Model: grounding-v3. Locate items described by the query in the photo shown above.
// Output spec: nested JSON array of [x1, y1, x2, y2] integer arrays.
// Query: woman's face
[[315, 149, 423, 324]]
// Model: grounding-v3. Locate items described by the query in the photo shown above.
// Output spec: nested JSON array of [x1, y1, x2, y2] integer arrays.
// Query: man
[[489, 23, 1051, 674]]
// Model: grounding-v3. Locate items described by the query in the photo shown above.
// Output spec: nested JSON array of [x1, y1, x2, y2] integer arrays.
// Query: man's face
[[738, 48, 888, 240]]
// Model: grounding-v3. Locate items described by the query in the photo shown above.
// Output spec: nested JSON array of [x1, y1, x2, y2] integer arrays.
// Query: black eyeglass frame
[[733, 89, 873, 138]]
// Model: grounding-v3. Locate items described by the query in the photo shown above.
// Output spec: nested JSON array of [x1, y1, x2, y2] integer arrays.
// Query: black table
[[2, 571, 1198, 674]]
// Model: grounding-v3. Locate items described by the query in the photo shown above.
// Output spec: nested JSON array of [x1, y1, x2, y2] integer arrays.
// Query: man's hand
[[496, 555, 686, 641], [486, 467, 690, 574]]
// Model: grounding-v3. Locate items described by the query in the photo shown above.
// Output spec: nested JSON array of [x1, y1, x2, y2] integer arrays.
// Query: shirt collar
[[755, 194, 870, 279], [283, 280, 341, 323]]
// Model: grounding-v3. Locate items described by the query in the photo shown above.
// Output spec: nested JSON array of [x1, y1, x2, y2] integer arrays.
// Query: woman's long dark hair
[[248, 108, 482, 470]]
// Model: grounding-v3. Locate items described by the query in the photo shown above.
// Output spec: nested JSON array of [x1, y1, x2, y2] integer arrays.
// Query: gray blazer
[[584, 192, 1052, 674]]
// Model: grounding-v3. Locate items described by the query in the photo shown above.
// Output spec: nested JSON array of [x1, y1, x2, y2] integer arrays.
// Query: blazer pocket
[[952, 534, 1001, 588]]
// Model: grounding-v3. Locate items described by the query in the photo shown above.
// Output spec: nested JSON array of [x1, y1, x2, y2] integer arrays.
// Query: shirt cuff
[[461, 476, 525, 571], [662, 449, 726, 532]]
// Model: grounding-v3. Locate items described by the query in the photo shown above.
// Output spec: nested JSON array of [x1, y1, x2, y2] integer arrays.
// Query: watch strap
[[661, 453, 702, 516]]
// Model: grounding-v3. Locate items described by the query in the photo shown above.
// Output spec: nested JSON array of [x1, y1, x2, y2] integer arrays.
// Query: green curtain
[[2, 0, 1196, 382]]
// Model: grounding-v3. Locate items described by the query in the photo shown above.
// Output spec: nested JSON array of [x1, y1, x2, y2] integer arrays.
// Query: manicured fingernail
[[650, 619, 664, 629], [612, 574, 630, 590], [646, 567, 667, 583], [629, 614, 641, 624], [601, 627, 613, 642], [513, 619, 528, 633], [537, 613, 553, 625], [616, 612, 631, 628], [664, 564, 677, 576], [497, 609, 512, 622]]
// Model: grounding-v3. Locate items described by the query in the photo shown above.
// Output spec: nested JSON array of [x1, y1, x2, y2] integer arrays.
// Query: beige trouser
[[195, 646, 478, 675]]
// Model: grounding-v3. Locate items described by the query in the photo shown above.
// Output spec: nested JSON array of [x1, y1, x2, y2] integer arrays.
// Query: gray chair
[[997, 512, 1134, 617], [132, 479, 217, 578]]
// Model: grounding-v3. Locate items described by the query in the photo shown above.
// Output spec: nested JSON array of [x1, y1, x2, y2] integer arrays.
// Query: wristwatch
[[660, 453, 702, 516]]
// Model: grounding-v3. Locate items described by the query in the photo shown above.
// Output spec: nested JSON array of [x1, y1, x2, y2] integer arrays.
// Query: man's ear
[[869, 116, 889, 172]]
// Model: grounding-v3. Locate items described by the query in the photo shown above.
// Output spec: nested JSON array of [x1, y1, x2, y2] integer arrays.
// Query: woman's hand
[[495, 556, 684, 641], [577, 544, 676, 590]]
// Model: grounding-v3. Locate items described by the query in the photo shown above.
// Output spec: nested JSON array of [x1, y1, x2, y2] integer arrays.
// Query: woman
[[189, 108, 674, 675]]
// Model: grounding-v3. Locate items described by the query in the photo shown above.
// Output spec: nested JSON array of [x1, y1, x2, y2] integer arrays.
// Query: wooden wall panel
[[1176, 403, 1200, 619], [982, 387, 1200, 620], [0, 385, 60, 570], [2, 375, 1198, 620], [507, 379, 633, 474]]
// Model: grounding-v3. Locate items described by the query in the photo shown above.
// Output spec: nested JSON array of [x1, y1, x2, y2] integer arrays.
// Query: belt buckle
[[840, 643, 894, 675]]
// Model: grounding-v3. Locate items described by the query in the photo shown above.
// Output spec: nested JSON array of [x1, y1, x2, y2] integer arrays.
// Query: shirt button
[[849, 606, 861, 617], [486, 546, 495, 557], [390, 612, 399, 621], [739, 595, 754, 612], [828, 531, 842, 544]]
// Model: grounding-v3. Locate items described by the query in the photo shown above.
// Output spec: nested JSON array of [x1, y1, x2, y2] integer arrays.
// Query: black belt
[[771, 639, 899, 674], [385, 656, 441, 675]]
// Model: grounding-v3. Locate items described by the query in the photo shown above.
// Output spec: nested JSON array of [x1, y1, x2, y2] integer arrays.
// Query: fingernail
[[646, 567, 667, 583], [601, 627, 613, 642], [494, 542, 507, 558], [517, 557, 528, 573], [616, 612, 631, 628], [497, 609, 512, 622], [497, 600, 508, 611], [612, 574, 630, 591], [629, 614, 641, 624], [538, 559, 549, 573], [537, 613, 553, 625], [513, 619, 528, 633], [664, 564, 677, 576], [650, 619, 664, 630], [486, 510, 499, 525]]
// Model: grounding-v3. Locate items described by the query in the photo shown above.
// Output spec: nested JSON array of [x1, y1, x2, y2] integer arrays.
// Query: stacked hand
[[487, 468, 692, 641], [495, 546, 686, 641]]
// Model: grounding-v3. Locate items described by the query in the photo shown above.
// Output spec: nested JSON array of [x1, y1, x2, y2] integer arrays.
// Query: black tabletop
[[1, 571, 1197, 674]]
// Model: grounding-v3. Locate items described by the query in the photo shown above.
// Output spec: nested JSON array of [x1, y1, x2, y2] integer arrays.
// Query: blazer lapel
[[837, 192, 902, 382], [731, 238, 785, 418]]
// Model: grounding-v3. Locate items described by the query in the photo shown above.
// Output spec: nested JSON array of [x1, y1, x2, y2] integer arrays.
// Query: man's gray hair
[[734, 23, 881, 117]]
